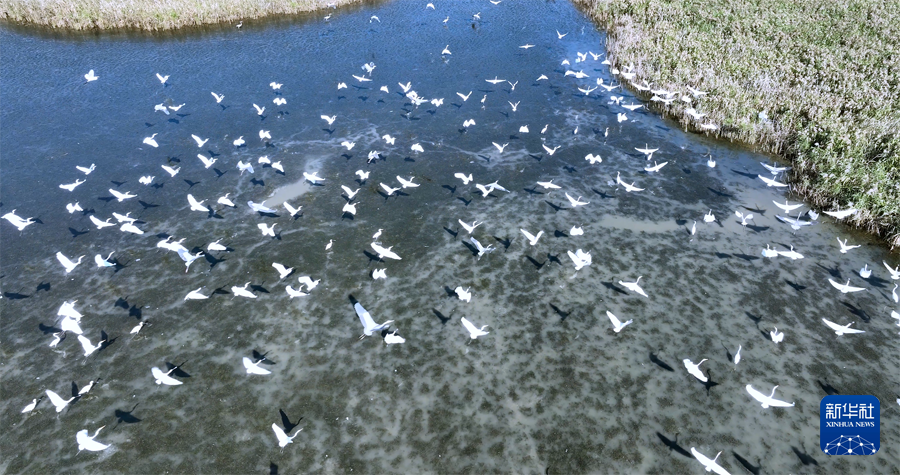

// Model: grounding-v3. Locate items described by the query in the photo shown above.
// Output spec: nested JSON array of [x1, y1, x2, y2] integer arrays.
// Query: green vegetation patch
[[576, 0, 900, 247]]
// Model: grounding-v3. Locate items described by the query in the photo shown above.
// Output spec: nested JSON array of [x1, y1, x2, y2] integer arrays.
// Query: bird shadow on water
[[649, 349, 675, 372], [269, 462, 279, 475], [818, 380, 840, 395], [840, 301, 871, 322], [39, 322, 62, 334], [443, 286, 457, 298], [279, 409, 302, 432], [443, 226, 458, 238], [165, 362, 190, 378], [432, 309, 450, 325], [525, 255, 545, 270], [816, 263, 841, 279], [549, 303, 570, 321], [114, 404, 142, 426], [68, 227, 90, 239], [602, 281, 628, 296], [791, 446, 818, 466], [732, 452, 761, 475], [656, 432, 691, 458]]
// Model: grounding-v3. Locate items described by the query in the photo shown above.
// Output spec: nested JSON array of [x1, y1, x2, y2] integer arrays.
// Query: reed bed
[[0, 0, 364, 30], [576, 0, 900, 248]]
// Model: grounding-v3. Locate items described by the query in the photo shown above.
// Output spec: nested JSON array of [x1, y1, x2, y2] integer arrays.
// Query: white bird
[[536, 74, 548, 81], [285, 285, 308, 298], [520, 229, 543, 246], [237, 161, 254, 175], [837, 237, 860, 253], [59, 179, 86, 191], [822, 318, 865, 335], [703, 210, 715, 223], [197, 154, 216, 168], [154, 103, 170, 115], [536, 180, 561, 190], [303, 172, 325, 184], [565, 193, 589, 207], [211, 91, 224, 103], [883, 261, 900, 280], [160, 165, 180, 177], [84, 70, 98, 82], [218, 193, 236, 207], [370, 242, 401, 260], [567, 249, 592, 270], [94, 252, 115, 268], [272, 263, 293, 279], [606, 311, 633, 333], [372, 269, 387, 280], [49, 331, 66, 347], [144, 134, 159, 148], [139, 175, 155, 185], [177, 248, 203, 272], [380, 183, 401, 196], [777, 245, 804, 260], [75, 163, 96, 174], [761, 162, 791, 175], [273, 97, 287, 106], [829, 278, 866, 293], [151, 366, 182, 385], [455, 286, 472, 302], [321, 115, 337, 125], [77, 334, 103, 356], [733, 345, 742, 365], [45, 389, 76, 413], [78, 379, 98, 396], [492, 142, 508, 153], [258, 223, 276, 237], [56, 252, 84, 273], [735, 210, 753, 226], [243, 357, 271, 375], [337, 82, 347, 90], [231, 282, 257, 299], [325, 240, 333, 251], [823, 207, 857, 220], [342, 202, 357, 216], [644, 161, 668, 172], [398, 81, 412, 93], [458, 219, 480, 234], [859, 264, 872, 278], [233, 136, 245, 147], [441, 45, 451, 55], [578, 86, 598, 95], [384, 330, 405, 344], [469, 237, 494, 258], [411, 143, 424, 153], [397, 176, 419, 188], [542, 144, 561, 156], [271, 161, 284, 173], [616, 172, 644, 192], [457, 91, 472, 101], [770, 327, 784, 343], [682, 358, 708, 382], [60, 316, 83, 335], [187, 194, 208, 212], [761, 244, 779, 258], [570, 225, 584, 236], [891, 284, 898, 303], [272, 423, 302, 450], [283, 201, 302, 217], [298, 276, 320, 291], [758, 175, 787, 187], [617, 112, 628, 122], [508, 101, 520, 112], [707, 157, 716, 168], [270, 81, 282, 89], [76, 427, 109, 453], [745, 384, 795, 408], [340, 140, 355, 150], [454, 173, 473, 185], [581, 153, 603, 165], [88, 215, 114, 229], [463, 119, 476, 128], [618, 276, 648, 297], [381, 134, 396, 145], [355, 302, 393, 337], [66, 202, 83, 214], [372, 229, 383, 240], [22, 398, 41, 413], [184, 288, 209, 300], [156, 73, 169, 84], [253, 104, 265, 115], [461, 317, 489, 339], [690, 448, 731, 475], [260, 129, 272, 141]]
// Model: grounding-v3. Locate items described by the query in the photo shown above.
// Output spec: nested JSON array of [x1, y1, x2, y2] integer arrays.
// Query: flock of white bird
[[4, 0, 900, 469]]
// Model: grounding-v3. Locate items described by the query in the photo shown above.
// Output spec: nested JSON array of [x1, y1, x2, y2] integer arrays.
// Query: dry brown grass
[[0, 0, 364, 30], [576, 0, 900, 248]]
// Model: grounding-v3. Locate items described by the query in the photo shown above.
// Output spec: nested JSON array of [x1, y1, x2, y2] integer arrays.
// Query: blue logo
[[820, 395, 880, 455]]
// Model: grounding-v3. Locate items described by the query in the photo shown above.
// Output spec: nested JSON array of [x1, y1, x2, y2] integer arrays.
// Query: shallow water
[[1, 1, 899, 473]]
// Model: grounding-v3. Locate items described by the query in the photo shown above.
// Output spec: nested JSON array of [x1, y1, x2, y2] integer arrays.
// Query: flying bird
[[822, 318, 865, 335], [461, 317, 489, 339], [618, 276, 648, 297], [682, 358, 708, 382], [606, 311, 633, 333], [745, 384, 795, 408]]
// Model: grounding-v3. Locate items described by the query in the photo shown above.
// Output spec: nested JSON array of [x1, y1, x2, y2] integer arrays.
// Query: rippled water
[[2, 1, 899, 473]]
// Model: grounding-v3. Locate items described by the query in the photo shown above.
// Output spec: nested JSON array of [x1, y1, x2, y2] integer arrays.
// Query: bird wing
[[77, 334, 93, 353], [152, 366, 182, 385], [355, 302, 376, 332], [822, 318, 842, 332], [272, 423, 289, 444], [469, 237, 484, 252], [45, 389, 67, 409], [460, 317, 477, 334], [243, 357, 271, 374], [745, 384, 768, 404], [606, 311, 621, 327], [520, 229, 536, 241], [828, 278, 844, 290]]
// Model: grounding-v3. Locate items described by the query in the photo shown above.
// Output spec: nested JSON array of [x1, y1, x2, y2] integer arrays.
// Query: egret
[[822, 318, 865, 335], [542, 144, 561, 156], [243, 357, 271, 375], [340, 140, 355, 150], [94, 252, 115, 268], [156, 73, 169, 84], [272, 423, 302, 450], [615, 172, 643, 192], [58, 300, 82, 320], [211, 92, 224, 103], [707, 157, 716, 168], [519, 125, 529, 134], [237, 161, 255, 174], [75, 163, 96, 174], [770, 327, 784, 343], [59, 179, 86, 191], [130, 321, 149, 334], [108, 188, 136, 202], [154, 103, 169, 115], [273, 97, 287, 106], [325, 240, 333, 251], [824, 207, 857, 219], [618, 276, 648, 297], [758, 175, 787, 187], [321, 115, 337, 125], [371, 242, 401, 260], [469, 237, 494, 258], [272, 161, 284, 173], [457, 91, 472, 101], [218, 193, 236, 207], [884, 261, 900, 280], [122, 222, 145, 234], [684, 108, 705, 120], [3, 211, 35, 230], [761, 244, 779, 258], [372, 229, 383, 240], [56, 252, 85, 273], [283, 201, 302, 217], [260, 130, 271, 141], [161, 165, 180, 177], [271, 263, 293, 279], [683, 358, 708, 382], [777, 245, 804, 260], [690, 221, 696, 236], [411, 143, 424, 153], [463, 119, 476, 128], [66, 202, 83, 214], [578, 86, 598, 95], [398, 81, 412, 93], [139, 175, 155, 185], [735, 210, 753, 227], [617, 112, 627, 122], [380, 183, 401, 195], [341, 185, 360, 199], [270, 81, 283, 89], [298, 276, 320, 290], [84, 70, 98, 82], [187, 194, 208, 212], [644, 161, 667, 172], [372, 269, 387, 280], [455, 286, 471, 302], [746, 384, 794, 408], [367, 151, 380, 163], [508, 101, 520, 112], [690, 448, 730, 475], [60, 316, 83, 335], [384, 331, 405, 344], [702, 210, 715, 223], [458, 219, 480, 234], [46, 389, 76, 413], [355, 302, 393, 337], [859, 264, 872, 278], [571, 225, 584, 236], [285, 285, 308, 298], [520, 229, 543, 246], [76, 427, 109, 453], [303, 172, 325, 184], [635, 144, 658, 159], [733, 345, 742, 365], [342, 202, 357, 215], [77, 334, 104, 356], [455, 173, 473, 185], [258, 223, 276, 237], [606, 311, 633, 333], [461, 317, 489, 339], [337, 82, 347, 89], [397, 176, 420, 188], [892, 284, 898, 303], [233, 136, 245, 147], [248, 201, 276, 213], [537, 180, 561, 190], [143, 133, 159, 147], [379, 85, 389, 93], [567, 249, 592, 270], [837, 237, 860, 253], [151, 366, 183, 385], [253, 104, 265, 115], [49, 331, 66, 347], [22, 397, 41, 413], [565, 193, 589, 207], [78, 379, 99, 396], [828, 278, 866, 293], [536, 74, 548, 81], [231, 282, 257, 299]]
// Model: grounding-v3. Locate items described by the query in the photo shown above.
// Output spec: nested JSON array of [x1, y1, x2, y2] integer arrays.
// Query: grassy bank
[[0, 0, 364, 30], [576, 0, 900, 248]]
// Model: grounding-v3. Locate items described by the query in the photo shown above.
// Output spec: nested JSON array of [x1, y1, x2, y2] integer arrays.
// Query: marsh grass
[[576, 0, 900, 247], [0, 0, 364, 30]]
